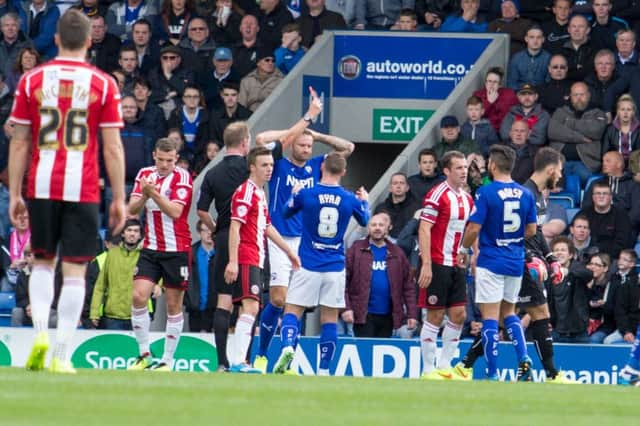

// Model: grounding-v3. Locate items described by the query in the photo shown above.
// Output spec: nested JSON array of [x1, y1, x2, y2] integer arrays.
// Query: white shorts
[[286, 267, 346, 308], [268, 236, 301, 287], [475, 267, 522, 304]]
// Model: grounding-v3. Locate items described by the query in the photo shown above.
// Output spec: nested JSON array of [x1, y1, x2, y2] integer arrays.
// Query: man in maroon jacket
[[342, 212, 417, 338]]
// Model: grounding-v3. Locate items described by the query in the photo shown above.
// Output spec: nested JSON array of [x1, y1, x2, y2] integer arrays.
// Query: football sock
[[627, 325, 640, 370], [530, 318, 558, 378], [438, 320, 462, 369], [420, 321, 439, 374], [319, 323, 337, 371], [53, 277, 85, 362], [161, 312, 184, 365], [29, 264, 55, 333], [131, 306, 151, 356], [504, 314, 528, 361], [213, 308, 231, 368], [280, 313, 299, 348], [462, 334, 483, 368], [258, 303, 282, 356], [231, 314, 255, 365], [482, 319, 499, 377]]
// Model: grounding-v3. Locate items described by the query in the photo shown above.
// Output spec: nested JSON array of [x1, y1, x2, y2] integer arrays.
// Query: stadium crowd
[[1, 0, 640, 372]]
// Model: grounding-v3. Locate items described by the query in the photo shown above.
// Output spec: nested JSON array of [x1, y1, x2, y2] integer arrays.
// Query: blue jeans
[[564, 161, 593, 187], [103, 317, 132, 330], [590, 330, 609, 344]]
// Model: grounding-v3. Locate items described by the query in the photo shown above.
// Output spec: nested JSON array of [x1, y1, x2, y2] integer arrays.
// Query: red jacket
[[345, 239, 416, 329], [473, 87, 518, 132]]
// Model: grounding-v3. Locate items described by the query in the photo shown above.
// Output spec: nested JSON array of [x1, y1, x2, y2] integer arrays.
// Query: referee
[[196, 121, 251, 371]]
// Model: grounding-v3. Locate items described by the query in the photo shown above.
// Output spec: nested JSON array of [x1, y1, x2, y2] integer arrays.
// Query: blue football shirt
[[368, 244, 391, 315], [469, 181, 537, 276], [284, 183, 369, 272]]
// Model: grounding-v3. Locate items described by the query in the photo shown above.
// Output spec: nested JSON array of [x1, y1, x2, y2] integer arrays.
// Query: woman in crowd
[[602, 94, 640, 166], [6, 47, 41, 93], [157, 0, 196, 45], [472, 66, 518, 134]]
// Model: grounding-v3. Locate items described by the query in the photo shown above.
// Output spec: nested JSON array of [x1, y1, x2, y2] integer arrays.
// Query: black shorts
[[517, 269, 548, 308], [135, 249, 190, 290], [28, 199, 100, 262], [418, 262, 467, 309]]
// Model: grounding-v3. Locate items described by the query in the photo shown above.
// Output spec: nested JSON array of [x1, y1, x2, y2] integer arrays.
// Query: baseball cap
[[517, 83, 537, 94], [214, 47, 232, 61], [440, 115, 459, 128]]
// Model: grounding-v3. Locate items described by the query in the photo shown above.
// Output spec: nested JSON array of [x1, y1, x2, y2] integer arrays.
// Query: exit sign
[[372, 109, 434, 141]]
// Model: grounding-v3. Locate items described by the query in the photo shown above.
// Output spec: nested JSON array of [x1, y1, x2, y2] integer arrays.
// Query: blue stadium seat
[[584, 174, 605, 194], [555, 174, 581, 207], [548, 195, 574, 209], [566, 208, 580, 224], [0, 292, 16, 327]]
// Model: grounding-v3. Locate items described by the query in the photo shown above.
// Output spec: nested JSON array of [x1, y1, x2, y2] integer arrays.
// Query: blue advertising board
[[302, 75, 331, 134], [258, 337, 630, 384], [333, 35, 492, 100]]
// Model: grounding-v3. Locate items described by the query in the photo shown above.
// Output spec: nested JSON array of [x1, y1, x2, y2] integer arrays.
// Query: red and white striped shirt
[[9, 57, 123, 203], [231, 179, 270, 268], [131, 166, 193, 253], [420, 181, 473, 266]]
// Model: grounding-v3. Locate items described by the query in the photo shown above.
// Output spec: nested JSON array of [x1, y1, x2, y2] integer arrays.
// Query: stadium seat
[[583, 174, 605, 194], [555, 174, 581, 207], [548, 195, 574, 209], [0, 292, 16, 327], [566, 208, 580, 224]]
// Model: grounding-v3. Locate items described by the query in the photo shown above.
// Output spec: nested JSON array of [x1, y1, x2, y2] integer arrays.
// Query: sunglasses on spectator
[[162, 55, 178, 60], [261, 58, 274, 62]]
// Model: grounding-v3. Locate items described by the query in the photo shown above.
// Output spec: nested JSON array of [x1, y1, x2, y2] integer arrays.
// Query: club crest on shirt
[[177, 188, 188, 199], [237, 205, 248, 217], [305, 165, 312, 173], [428, 295, 438, 305], [251, 285, 260, 295]]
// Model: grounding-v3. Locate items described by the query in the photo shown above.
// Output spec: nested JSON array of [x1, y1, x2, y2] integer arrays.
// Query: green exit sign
[[372, 109, 434, 141]]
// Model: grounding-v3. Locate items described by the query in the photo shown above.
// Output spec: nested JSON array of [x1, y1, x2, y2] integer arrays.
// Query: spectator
[[587, 252, 620, 343], [2, 209, 29, 291], [19, 0, 58, 58], [374, 172, 421, 240], [415, 0, 458, 27], [87, 14, 120, 73], [179, 16, 216, 74], [199, 46, 241, 109], [433, 115, 481, 159], [168, 84, 210, 160], [613, 249, 640, 345], [148, 44, 195, 118], [578, 179, 633, 258], [111, 68, 126, 92], [407, 148, 443, 202], [568, 213, 596, 263], [11, 249, 58, 327], [419, 8, 444, 31], [209, 80, 251, 148], [600, 249, 639, 343], [440, 0, 487, 33], [548, 236, 592, 343], [185, 220, 216, 332], [296, 0, 346, 48], [488, 0, 533, 57], [209, 0, 242, 47], [504, 119, 537, 184], [129, 18, 161, 77], [193, 140, 221, 174], [393, 8, 417, 31], [257, 0, 293, 52], [0, 0, 26, 21], [5, 46, 39, 96], [614, 28, 638, 77], [548, 81, 608, 185], [0, 12, 32, 79], [585, 49, 619, 110], [590, 0, 628, 52], [167, 127, 185, 152], [274, 22, 304, 75], [466, 151, 489, 195], [117, 45, 141, 93], [536, 53, 571, 114], [461, 95, 499, 157], [238, 46, 284, 111], [71, 0, 108, 17], [353, 0, 412, 30], [562, 14, 596, 82], [500, 83, 550, 146], [506, 25, 550, 89], [473, 66, 518, 132], [603, 53, 640, 115], [542, 190, 569, 244], [541, 0, 570, 54], [157, 0, 195, 45], [343, 212, 417, 338], [232, 14, 261, 79], [106, 0, 158, 42], [89, 219, 144, 330], [602, 94, 640, 163], [132, 76, 168, 143]]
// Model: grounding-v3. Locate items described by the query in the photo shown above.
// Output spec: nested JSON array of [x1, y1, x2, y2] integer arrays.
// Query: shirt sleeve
[[9, 73, 32, 125], [420, 196, 439, 224], [230, 184, 251, 224], [526, 191, 538, 226], [99, 75, 124, 128], [170, 172, 193, 206], [130, 169, 145, 198]]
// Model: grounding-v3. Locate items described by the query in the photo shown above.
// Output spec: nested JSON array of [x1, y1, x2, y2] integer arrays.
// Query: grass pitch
[[1, 368, 637, 426]]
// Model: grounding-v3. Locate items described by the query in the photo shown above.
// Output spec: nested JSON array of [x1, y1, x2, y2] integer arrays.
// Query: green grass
[[1, 368, 638, 426]]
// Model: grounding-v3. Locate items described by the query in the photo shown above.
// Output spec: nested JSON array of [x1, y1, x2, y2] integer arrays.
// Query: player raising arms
[[8, 9, 126, 373], [461, 145, 537, 381], [224, 146, 300, 372], [417, 151, 474, 380], [127, 138, 193, 371], [273, 153, 369, 375], [253, 87, 354, 373]]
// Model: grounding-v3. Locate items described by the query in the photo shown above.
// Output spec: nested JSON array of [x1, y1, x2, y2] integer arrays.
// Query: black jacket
[[407, 173, 444, 204], [577, 205, 634, 258], [208, 104, 252, 146], [561, 39, 596, 83], [257, 2, 294, 52], [88, 32, 121, 73], [374, 193, 421, 239], [615, 273, 640, 335], [581, 173, 640, 236], [296, 8, 346, 49], [537, 78, 571, 115], [585, 72, 619, 110], [550, 260, 592, 335]]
